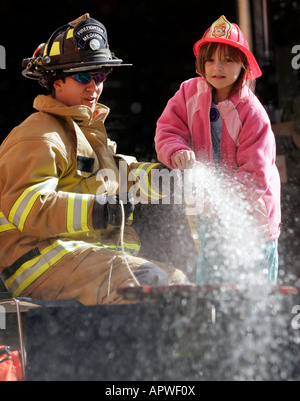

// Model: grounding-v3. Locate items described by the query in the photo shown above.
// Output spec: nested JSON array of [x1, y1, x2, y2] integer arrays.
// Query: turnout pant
[[19, 245, 186, 305]]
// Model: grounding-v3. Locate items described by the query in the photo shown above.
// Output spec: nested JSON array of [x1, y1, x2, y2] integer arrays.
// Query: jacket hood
[[33, 94, 110, 126]]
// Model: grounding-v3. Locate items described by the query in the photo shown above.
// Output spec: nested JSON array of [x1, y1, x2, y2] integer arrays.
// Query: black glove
[[93, 193, 134, 229]]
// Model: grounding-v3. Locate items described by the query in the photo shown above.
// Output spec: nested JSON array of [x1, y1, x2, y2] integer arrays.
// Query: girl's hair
[[196, 42, 255, 98]]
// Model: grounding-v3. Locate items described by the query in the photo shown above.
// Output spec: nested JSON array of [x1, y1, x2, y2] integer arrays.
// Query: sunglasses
[[70, 72, 109, 85]]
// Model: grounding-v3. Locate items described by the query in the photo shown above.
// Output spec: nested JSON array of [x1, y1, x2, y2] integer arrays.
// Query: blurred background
[[0, 0, 299, 283]]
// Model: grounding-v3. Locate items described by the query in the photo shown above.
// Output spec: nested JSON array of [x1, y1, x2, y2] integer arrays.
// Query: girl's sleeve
[[155, 84, 193, 169], [236, 100, 277, 202]]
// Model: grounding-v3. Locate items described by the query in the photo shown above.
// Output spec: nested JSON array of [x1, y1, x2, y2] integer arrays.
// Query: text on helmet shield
[[75, 24, 106, 50], [76, 25, 105, 36]]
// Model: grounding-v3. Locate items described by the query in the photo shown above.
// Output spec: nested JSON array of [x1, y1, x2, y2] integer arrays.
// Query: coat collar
[[33, 94, 110, 127]]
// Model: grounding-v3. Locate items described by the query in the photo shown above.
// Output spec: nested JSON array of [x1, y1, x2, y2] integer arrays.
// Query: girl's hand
[[173, 150, 196, 170]]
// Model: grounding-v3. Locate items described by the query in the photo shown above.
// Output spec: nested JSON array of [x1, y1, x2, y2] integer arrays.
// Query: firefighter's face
[[53, 75, 103, 112]]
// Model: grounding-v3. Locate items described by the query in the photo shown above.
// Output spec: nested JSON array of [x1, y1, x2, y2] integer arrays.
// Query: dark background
[[1, 0, 298, 159], [0, 0, 239, 159], [0, 0, 299, 281]]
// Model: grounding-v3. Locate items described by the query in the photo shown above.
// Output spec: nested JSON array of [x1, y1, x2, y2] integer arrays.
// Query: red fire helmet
[[193, 15, 262, 79]]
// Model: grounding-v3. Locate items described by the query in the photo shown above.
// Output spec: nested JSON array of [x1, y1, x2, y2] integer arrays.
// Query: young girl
[[155, 15, 281, 285]]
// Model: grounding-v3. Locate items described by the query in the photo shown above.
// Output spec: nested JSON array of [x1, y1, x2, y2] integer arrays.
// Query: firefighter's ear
[[53, 78, 65, 91]]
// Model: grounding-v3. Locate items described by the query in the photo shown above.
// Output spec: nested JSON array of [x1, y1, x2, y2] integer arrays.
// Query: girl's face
[[204, 47, 243, 103]]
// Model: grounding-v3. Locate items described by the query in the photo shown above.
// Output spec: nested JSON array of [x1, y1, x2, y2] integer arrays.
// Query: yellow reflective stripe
[[19, 191, 41, 230], [66, 28, 74, 39], [67, 193, 91, 233], [8, 178, 58, 231], [0, 212, 16, 232], [101, 243, 140, 254], [133, 162, 147, 176], [144, 163, 161, 200], [92, 241, 140, 256], [134, 164, 152, 200], [0, 223, 16, 233], [4, 252, 41, 290], [133, 163, 162, 201], [81, 194, 90, 232], [49, 41, 60, 56], [5, 240, 86, 297], [5, 238, 140, 297], [12, 245, 70, 297], [123, 242, 140, 255]]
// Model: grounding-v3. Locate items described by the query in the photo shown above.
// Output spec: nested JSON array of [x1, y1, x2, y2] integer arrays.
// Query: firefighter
[[0, 14, 186, 305]]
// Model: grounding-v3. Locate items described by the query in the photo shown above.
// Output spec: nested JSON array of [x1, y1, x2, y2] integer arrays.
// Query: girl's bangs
[[204, 43, 246, 63]]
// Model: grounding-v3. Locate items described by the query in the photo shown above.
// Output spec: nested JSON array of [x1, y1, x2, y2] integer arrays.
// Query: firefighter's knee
[[134, 262, 169, 286]]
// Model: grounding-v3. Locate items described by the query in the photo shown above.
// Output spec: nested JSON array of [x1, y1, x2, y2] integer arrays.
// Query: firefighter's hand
[[107, 193, 135, 226], [173, 150, 196, 170]]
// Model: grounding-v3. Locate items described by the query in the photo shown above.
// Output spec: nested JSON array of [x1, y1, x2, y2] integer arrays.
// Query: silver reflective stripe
[[5, 240, 88, 297], [73, 194, 83, 231], [0, 211, 16, 232], [66, 193, 91, 233], [8, 178, 58, 231]]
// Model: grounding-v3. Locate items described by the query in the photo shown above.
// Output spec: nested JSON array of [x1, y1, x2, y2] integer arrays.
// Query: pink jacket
[[155, 77, 281, 240]]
